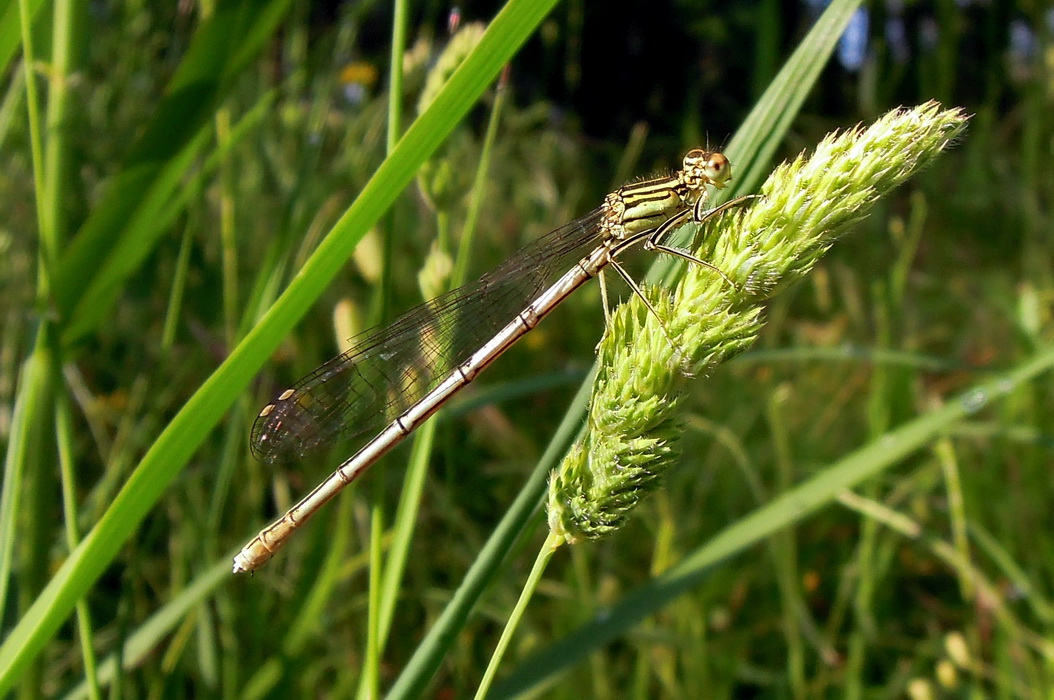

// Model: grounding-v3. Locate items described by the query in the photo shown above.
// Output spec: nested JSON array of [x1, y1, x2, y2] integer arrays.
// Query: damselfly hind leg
[[608, 193, 759, 365], [598, 268, 613, 325], [603, 259, 686, 355], [644, 194, 761, 289]]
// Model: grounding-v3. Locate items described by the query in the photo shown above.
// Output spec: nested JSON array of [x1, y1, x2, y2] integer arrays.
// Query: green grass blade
[[0, 0, 44, 77]]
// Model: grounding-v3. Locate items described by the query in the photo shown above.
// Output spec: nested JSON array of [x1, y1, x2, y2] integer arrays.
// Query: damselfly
[[234, 149, 752, 573]]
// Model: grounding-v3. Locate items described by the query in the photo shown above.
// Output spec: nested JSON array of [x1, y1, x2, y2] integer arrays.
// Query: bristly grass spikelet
[[547, 102, 970, 545]]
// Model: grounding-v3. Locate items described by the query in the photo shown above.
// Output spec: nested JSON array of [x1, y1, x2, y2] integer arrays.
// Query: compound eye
[[704, 153, 732, 188]]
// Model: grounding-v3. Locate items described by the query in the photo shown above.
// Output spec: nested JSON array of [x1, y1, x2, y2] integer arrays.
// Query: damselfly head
[[682, 149, 732, 191]]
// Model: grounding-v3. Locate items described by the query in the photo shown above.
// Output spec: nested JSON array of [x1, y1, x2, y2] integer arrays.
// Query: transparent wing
[[250, 208, 607, 463]]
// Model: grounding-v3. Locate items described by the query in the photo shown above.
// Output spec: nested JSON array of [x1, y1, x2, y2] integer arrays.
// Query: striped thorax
[[602, 149, 733, 239]]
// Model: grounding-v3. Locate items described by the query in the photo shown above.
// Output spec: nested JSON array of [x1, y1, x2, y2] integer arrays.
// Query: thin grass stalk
[[766, 389, 808, 694], [452, 65, 510, 286], [18, 0, 45, 276], [8, 3, 59, 697], [217, 108, 240, 347], [363, 2, 412, 692], [475, 532, 561, 699], [934, 437, 971, 599], [41, 0, 75, 269], [56, 390, 101, 700]]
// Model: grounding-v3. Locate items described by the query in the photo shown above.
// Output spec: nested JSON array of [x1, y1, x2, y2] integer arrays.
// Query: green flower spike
[[548, 101, 970, 545]]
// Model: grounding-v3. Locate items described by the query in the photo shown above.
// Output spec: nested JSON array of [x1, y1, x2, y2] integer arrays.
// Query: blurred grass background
[[1, 0, 1052, 697]]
